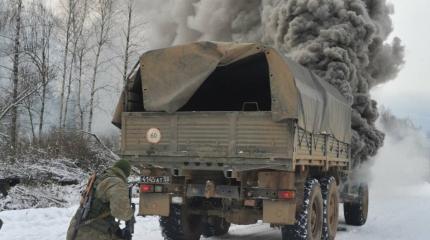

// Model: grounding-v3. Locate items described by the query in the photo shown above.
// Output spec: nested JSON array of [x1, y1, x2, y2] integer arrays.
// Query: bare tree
[[63, 0, 88, 128], [58, 0, 78, 129], [121, 0, 134, 87], [10, 0, 23, 149], [76, 34, 89, 130], [23, 1, 56, 141], [120, 0, 146, 87], [87, 0, 114, 133]]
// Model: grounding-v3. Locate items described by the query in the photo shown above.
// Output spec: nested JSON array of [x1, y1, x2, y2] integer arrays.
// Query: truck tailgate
[[121, 112, 294, 159]]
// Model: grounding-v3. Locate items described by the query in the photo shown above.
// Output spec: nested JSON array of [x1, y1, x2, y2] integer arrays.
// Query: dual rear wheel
[[282, 178, 369, 240], [282, 177, 338, 240], [344, 184, 369, 226]]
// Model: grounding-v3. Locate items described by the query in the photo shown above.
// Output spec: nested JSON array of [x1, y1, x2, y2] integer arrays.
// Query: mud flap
[[263, 200, 296, 225], [139, 193, 170, 217]]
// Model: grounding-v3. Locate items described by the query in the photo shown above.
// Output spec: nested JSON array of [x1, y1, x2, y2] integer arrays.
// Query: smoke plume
[[135, 0, 405, 166], [372, 109, 430, 192]]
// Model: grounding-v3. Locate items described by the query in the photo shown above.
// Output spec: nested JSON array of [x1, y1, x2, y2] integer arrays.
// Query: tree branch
[[60, 129, 120, 161], [0, 83, 42, 121], [0, 131, 9, 139]]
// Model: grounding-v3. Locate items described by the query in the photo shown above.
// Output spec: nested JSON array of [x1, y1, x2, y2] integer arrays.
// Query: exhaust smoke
[[135, 0, 405, 166]]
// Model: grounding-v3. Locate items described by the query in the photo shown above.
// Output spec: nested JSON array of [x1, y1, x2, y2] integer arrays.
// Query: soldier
[[0, 177, 20, 231], [66, 160, 135, 240]]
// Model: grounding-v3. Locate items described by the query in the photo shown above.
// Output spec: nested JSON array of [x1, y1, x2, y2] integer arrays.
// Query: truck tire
[[281, 179, 323, 240], [159, 204, 203, 240], [202, 216, 231, 237], [344, 184, 369, 226], [320, 177, 339, 240]]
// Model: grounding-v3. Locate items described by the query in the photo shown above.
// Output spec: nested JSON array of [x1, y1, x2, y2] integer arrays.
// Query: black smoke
[[135, 0, 405, 166]]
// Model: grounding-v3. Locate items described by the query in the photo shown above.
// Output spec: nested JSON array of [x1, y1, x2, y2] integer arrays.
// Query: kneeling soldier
[[67, 160, 135, 240]]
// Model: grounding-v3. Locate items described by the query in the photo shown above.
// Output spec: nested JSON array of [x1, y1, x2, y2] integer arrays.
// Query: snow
[[0, 157, 84, 210], [1, 183, 430, 240], [1, 114, 428, 239]]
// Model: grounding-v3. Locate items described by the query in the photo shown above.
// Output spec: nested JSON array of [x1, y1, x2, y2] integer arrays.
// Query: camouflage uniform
[[66, 167, 134, 240], [0, 179, 11, 197], [0, 180, 5, 231], [1, 178, 19, 232]]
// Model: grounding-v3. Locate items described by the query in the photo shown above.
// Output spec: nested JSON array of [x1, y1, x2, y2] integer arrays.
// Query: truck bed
[[121, 112, 349, 172]]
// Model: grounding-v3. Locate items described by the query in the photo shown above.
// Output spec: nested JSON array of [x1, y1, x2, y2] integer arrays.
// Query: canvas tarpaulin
[[113, 41, 351, 143]]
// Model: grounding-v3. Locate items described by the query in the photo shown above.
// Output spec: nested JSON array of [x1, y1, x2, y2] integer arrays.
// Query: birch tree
[[121, 0, 134, 87], [23, 1, 56, 141], [87, 0, 114, 133], [10, 0, 23, 149], [76, 33, 89, 130], [120, 0, 146, 87], [63, 0, 88, 128], [58, 0, 78, 129]]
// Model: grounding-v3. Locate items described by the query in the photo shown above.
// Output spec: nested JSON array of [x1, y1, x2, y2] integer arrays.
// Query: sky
[[372, 0, 430, 134]]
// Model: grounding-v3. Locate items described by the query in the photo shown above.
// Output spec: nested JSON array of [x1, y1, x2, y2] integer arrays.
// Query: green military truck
[[113, 42, 369, 240]]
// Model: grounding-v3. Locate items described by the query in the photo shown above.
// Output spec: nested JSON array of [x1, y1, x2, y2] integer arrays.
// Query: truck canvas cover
[[113, 42, 351, 143]]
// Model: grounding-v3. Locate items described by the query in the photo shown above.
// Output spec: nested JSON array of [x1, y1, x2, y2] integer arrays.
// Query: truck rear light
[[278, 191, 295, 199], [154, 185, 163, 193], [244, 199, 257, 207], [140, 184, 154, 193]]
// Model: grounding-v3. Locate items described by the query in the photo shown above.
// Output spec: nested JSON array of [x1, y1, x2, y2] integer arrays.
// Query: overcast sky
[[372, 0, 430, 134]]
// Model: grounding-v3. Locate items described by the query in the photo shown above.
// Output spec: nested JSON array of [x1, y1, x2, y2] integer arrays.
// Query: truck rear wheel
[[159, 204, 203, 240], [281, 179, 323, 240], [344, 184, 369, 226], [202, 216, 231, 237], [321, 177, 339, 240]]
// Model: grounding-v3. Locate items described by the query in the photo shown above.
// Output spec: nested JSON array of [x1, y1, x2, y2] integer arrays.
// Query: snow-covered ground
[[1, 114, 429, 239], [1, 183, 429, 240]]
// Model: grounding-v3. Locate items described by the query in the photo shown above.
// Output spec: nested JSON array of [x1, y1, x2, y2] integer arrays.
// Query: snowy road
[[1, 183, 429, 240]]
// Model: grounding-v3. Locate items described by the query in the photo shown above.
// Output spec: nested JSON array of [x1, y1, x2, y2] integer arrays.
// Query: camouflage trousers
[[66, 225, 123, 240], [66, 213, 123, 240]]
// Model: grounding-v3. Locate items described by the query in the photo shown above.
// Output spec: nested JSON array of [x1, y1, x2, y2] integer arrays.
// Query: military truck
[[113, 42, 369, 240]]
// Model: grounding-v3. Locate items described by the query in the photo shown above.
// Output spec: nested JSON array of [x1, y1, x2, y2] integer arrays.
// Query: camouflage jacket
[[89, 167, 134, 221], [66, 167, 134, 240]]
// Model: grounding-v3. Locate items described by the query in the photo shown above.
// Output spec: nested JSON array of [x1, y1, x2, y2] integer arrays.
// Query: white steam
[[371, 110, 430, 195]]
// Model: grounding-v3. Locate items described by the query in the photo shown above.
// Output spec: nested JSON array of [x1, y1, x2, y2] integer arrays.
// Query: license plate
[[141, 176, 171, 184]]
